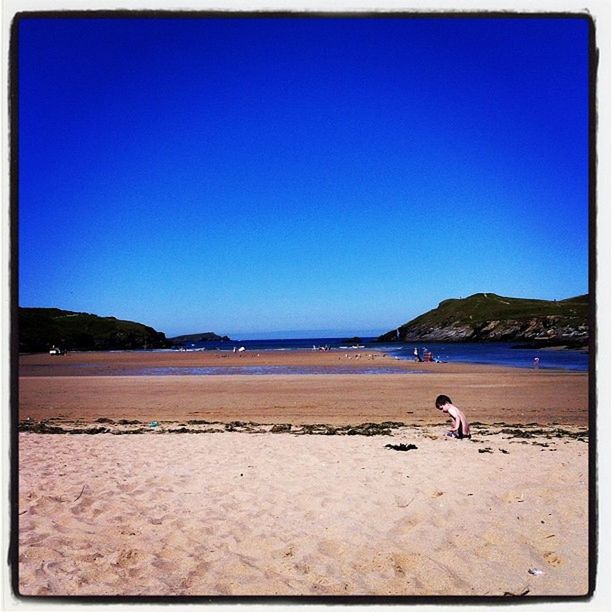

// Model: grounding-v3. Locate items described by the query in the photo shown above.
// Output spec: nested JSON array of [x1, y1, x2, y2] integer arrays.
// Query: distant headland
[[18, 308, 171, 353], [168, 332, 231, 344], [377, 293, 588, 347], [17, 307, 240, 353], [18, 292, 589, 353]]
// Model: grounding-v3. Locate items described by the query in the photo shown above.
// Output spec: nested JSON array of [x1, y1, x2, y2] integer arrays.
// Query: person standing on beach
[[435, 394, 471, 439]]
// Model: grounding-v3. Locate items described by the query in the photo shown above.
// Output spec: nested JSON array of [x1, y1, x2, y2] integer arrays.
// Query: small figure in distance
[[435, 394, 471, 439], [533, 357, 540, 369]]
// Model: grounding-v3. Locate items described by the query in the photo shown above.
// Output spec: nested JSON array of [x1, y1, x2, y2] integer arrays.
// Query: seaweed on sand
[[385, 443, 417, 451], [18, 418, 410, 437], [19, 420, 65, 434], [291, 422, 404, 436], [501, 427, 588, 441]]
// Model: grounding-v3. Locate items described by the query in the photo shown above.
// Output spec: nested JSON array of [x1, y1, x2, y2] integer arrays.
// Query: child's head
[[435, 394, 452, 410]]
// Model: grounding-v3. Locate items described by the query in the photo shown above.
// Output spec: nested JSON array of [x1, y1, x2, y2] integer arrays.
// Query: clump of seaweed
[[18, 417, 411, 437], [293, 423, 337, 435], [290, 422, 404, 436], [501, 427, 588, 441], [19, 420, 65, 434], [67, 426, 111, 435], [224, 421, 267, 433], [501, 428, 538, 438], [385, 443, 417, 452]]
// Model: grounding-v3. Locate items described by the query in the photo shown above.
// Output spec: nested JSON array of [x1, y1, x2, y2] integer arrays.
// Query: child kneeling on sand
[[435, 395, 471, 439]]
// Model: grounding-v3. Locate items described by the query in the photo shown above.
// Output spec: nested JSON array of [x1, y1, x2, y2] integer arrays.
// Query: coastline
[[19, 349, 588, 427]]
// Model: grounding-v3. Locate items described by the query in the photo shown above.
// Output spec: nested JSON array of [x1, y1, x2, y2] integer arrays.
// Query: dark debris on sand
[[18, 419, 588, 445], [19, 420, 112, 435], [500, 427, 588, 442], [18, 418, 407, 437], [385, 443, 418, 452], [292, 422, 405, 436]]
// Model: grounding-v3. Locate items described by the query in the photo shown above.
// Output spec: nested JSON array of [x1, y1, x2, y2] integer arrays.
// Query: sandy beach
[[19, 350, 588, 426], [14, 9, 596, 600], [17, 349, 590, 597]]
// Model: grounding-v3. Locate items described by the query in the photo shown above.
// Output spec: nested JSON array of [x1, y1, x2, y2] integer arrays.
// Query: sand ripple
[[18, 429, 588, 596]]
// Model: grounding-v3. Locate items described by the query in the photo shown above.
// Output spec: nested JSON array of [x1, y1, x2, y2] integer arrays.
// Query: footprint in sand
[[115, 548, 145, 568], [391, 553, 411, 577], [283, 546, 295, 558], [544, 551, 563, 566]]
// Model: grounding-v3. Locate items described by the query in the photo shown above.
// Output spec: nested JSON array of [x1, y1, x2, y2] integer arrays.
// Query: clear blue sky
[[18, 16, 590, 339]]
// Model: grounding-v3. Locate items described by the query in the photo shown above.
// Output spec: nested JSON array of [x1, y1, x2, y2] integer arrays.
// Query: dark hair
[[435, 394, 452, 408]]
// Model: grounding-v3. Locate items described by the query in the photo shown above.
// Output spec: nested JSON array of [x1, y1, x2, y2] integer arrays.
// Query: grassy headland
[[378, 293, 588, 346]]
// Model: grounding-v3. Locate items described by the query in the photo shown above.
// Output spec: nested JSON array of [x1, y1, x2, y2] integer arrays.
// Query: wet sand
[[19, 350, 588, 426]]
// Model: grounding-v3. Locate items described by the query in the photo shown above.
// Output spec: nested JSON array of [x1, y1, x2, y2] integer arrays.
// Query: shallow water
[[131, 366, 426, 376], [378, 341, 589, 372], [169, 338, 589, 372]]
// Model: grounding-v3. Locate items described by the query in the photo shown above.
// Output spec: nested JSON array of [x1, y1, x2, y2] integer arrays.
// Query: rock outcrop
[[378, 293, 588, 346], [169, 332, 231, 344]]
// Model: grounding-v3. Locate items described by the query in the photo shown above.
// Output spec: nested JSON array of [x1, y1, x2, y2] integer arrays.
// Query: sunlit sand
[[17, 349, 589, 596]]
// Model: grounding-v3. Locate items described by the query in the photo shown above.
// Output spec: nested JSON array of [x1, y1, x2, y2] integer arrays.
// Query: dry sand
[[18, 429, 588, 597], [17, 349, 590, 597]]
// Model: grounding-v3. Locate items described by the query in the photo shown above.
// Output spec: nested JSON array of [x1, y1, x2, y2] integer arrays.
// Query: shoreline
[[19, 348, 586, 375], [18, 350, 588, 427]]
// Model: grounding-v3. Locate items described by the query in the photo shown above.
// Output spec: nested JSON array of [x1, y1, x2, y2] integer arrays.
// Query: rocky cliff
[[377, 293, 588, 346]]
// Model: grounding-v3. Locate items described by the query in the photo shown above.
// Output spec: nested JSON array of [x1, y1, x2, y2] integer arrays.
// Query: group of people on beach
[[413, 347, 442, 363]]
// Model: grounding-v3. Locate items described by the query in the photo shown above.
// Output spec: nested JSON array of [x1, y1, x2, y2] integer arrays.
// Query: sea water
[[171, 338, 588, 372], [376, 341, 588, 372], [135, 366, 426, 376]]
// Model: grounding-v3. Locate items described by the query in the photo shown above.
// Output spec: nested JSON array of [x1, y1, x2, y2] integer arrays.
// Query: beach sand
[[18, 429, 588, 597], [17, 349, 590, 597], [19, 350, 588, 426]]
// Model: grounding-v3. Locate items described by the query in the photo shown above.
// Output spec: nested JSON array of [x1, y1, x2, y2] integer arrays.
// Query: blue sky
[[18, 16, 590, 338]]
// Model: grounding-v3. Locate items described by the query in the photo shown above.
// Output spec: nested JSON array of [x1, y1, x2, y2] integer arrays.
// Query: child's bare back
[[435, 394, 471, 439]]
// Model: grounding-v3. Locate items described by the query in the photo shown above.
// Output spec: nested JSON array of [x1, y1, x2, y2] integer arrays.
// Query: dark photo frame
[[7, 6, 602, 606]]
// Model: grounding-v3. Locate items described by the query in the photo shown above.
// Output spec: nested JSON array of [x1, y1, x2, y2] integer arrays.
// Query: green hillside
[[19, 307, 169, 352], [378, 293, 589, 344]]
